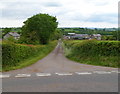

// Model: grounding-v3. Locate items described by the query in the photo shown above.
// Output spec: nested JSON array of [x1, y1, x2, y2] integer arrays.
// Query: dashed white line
[[15, 74, 31, 78], [36, 73, 51, 77], [1, 70, 118, 79], [55, 73, 73, 76], [0, 74, 10, 78], [93, 71, 111, 74], [75, 72, 92, 75], [111, 71, 120, 73]]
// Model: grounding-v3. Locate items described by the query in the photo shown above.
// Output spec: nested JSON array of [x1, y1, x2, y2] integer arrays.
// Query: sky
[[0, 0, 119, 28]]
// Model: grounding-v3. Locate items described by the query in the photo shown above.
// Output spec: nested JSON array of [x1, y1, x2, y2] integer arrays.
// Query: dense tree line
[[59, 28, 116, 35]]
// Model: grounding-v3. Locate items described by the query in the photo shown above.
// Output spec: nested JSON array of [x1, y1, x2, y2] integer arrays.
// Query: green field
[[63, 40, 120, 68]]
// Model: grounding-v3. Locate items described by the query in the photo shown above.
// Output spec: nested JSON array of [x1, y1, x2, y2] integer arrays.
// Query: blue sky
[[0, 0, 119, 28]]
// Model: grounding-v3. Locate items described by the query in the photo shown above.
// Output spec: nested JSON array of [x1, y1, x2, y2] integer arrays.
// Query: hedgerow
[[63, 40, 120, 67], [64, 40, 120, 56], [2, 41, 57, 68]]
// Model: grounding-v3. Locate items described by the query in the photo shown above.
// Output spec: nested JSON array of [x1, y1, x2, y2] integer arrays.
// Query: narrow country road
[[2, 41, 119, 92], [2, 40, 118, 74]]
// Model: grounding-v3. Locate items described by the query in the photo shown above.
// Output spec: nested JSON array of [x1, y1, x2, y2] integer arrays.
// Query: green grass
[[2, 41, 57, 72], [66, 55, 119, 68], [63, 40, 119, 68]]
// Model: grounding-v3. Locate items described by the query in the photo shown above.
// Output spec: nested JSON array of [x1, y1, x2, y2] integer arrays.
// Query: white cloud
[[1, 19, 24, 27], [0, 0, 119, 28], [59, 21, 117, 28]]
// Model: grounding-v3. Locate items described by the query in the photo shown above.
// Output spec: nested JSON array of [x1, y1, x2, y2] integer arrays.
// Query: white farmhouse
[[91, 34, 101, 40], [4, 32, 20, 40]]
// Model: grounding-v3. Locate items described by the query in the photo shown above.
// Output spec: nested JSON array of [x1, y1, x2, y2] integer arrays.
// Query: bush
[[63, 40, 120, 67], [64, 40, 120, 56], [2, 41, 57, 68]]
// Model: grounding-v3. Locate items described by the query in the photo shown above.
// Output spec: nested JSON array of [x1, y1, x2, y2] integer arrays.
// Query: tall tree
[[20, 13, 58, 44]]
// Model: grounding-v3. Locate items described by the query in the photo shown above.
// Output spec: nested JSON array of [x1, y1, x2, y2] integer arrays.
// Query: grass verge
[[66, 55, 119, 68]]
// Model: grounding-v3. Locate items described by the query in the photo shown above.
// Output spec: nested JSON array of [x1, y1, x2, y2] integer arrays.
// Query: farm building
[[71, 34, 90, 40], [91, 34, 101, 40], [64, 33, 101, 40], [3, 32, 20, 40]]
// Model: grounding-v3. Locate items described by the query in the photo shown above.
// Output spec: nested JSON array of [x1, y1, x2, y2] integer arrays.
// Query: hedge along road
[[2, 40, 118, 75]]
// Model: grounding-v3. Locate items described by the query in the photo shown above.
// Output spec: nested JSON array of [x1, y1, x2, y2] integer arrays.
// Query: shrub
[[63, 40, 120, 67], [2, 41, 57, 68], [64, 40, 120, 56]]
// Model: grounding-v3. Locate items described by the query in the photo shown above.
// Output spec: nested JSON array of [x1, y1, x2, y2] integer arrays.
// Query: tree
[[117, 28, 120, 41], [112, 31, 117, 40], [50, 29, 63, 40], [2, 28, 12, 38], [20, 13, 58, 44]]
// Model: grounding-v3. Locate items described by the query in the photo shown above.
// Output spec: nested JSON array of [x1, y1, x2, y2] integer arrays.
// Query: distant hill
[[58, 27, 117, 35]]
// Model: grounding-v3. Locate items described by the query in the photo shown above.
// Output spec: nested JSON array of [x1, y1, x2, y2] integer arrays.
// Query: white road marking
[[93, 71, 111, 74], [55, 73, 73, 76], [36, 73, 51, 77], [15, 74, 31, 78], [0, 74, 10, 78], [1, 70, 117, 79], [111, 71, 120, 73], [75, 72, 92, 75]]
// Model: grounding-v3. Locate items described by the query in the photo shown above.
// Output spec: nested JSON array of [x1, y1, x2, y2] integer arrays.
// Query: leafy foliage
[[20, 13, 58, 44], [64, 40, 120, 67], [50, 29, 63, 40], [118, 30, 120, 41], [59, 27, 117, 35], [2, 28, 12, 37], [2, 41, 57, 69], [6, 36, 18, 43]]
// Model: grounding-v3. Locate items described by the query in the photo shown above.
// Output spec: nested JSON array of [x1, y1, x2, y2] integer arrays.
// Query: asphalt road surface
[[1, 41, 119, 92]]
